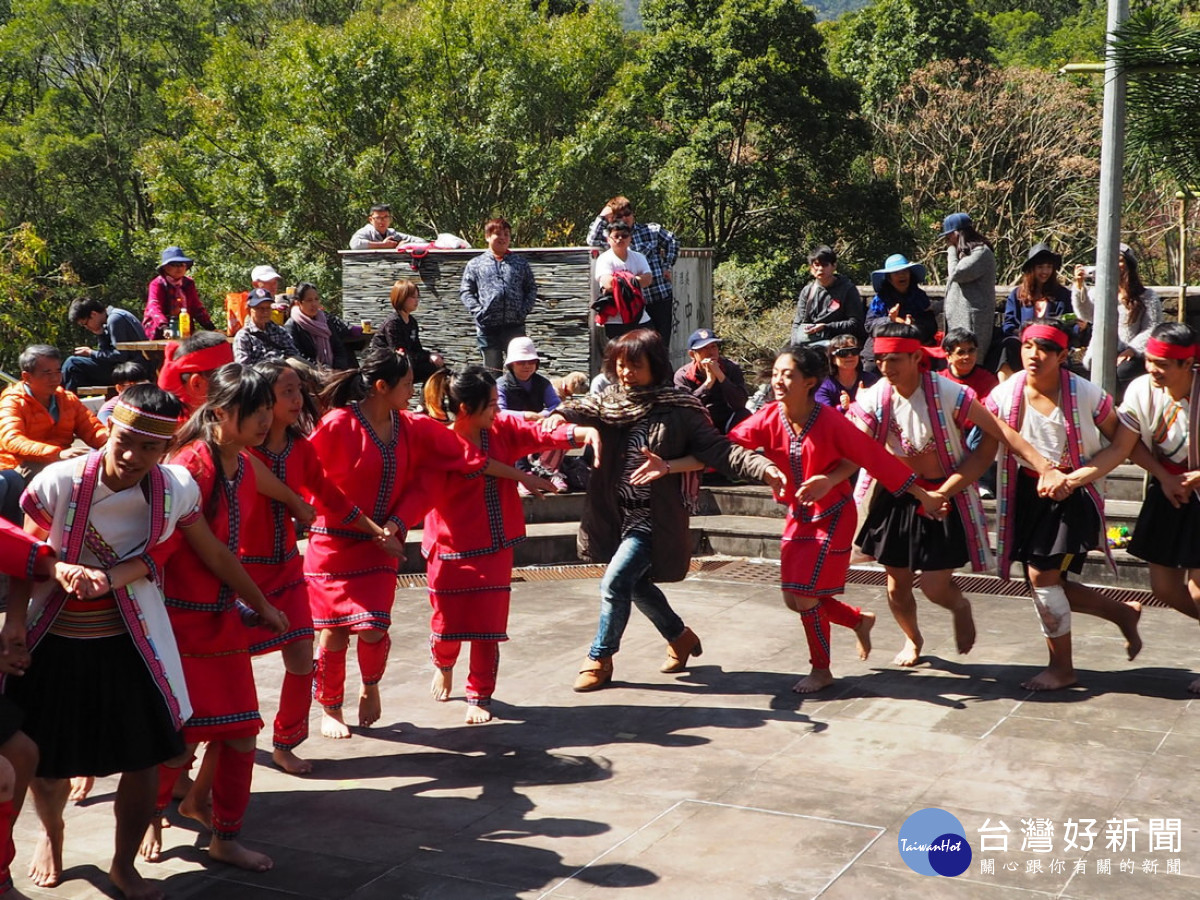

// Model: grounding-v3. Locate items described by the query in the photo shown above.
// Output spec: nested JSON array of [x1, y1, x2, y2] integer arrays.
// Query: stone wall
[[341, 247, 713, 375]]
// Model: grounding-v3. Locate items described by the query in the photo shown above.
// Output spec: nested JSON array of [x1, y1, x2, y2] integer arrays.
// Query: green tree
[[0, 223, 86, 373], [873, 60, 1101, 280], [636, 0, 906, 308], [824, 0, 993, 111]]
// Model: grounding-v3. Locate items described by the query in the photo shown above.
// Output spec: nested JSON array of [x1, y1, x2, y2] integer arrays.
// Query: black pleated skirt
[[6, 633, 184, 778], [1009, 468, 1101, 574], [856, 489, 970, 572], [1129, 479, 1200, 569]]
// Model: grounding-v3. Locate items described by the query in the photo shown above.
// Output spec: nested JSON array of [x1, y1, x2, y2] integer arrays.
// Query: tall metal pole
[[1179, 191, 1190, 324], [1091, 0, 1129, 394]]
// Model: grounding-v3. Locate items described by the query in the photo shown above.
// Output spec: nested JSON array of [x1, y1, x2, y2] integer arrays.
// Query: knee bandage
[[1032, 584, 1071, 638]]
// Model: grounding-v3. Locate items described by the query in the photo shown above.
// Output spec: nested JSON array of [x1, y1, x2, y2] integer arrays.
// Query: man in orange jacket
[[0, 345, 106, 522]]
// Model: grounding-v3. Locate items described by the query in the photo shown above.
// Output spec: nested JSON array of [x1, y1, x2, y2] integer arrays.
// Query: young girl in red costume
[[245, 361, 402, 773], [306, 349, 550, 739], [407, 367, 592, 723], [148, 365, 290, 873], [639, 345, 943, 692]]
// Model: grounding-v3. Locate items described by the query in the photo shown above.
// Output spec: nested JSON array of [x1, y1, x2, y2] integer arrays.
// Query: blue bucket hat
[[940, 212, 972, 236], [157, 246, 194, 272], [871, 254, 927, 295]]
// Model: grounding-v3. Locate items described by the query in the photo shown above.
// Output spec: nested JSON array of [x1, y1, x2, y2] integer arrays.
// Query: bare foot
[[953, 601, 976, 655], [29, 823, 64, 887], [171, 770, 193, 801], [465, 704, 493, 724], [178, 790, 212, 831], [1120, 600, 1143, 660], [792, 669, 834, 693], [893, 638, 922, 667], [109, 860, 164, 900], [1189, 675, 1200, 695], [208, 836, 273, 872], [271, 748, 313, 775], [854, 611, 875, 661], [139, 818, 163, 863], [1022, 667, 1077, 691], [358, 684, 381, 728], [320, 709, 351, 740], [68, 775, 94, 803], [430, 667, 452, 702]]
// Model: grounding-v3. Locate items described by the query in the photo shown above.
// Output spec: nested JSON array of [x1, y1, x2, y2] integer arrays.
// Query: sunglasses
[[832, 347, 861, 358]]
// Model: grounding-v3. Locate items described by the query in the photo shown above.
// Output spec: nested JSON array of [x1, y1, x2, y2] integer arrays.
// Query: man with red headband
[[849, 322, 1050, 669], [5, 383, 283, 899], [1119, 322, 1200, 690], [156, 331, 234, 414], [985, 316, 1142, 691]]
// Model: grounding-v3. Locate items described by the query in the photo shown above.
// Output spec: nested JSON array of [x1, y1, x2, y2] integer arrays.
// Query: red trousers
[[156, 743, 255, 840], [430, 638, 499, 706], [798, 598, 862, 670]]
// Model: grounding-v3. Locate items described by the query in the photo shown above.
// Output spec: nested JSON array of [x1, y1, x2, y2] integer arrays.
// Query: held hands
[[258, 605, 289, 636], [430, 352, 445, 368], [54, 562, 110, 598], [576, 426, 603, 468], [761, 465, 786, 498], [794, 474, 833, 506], [289, 496, 316, 526], [0, 619, 31, 676], [916, 488, 950, 520], [630, 447, 669, 485], [1037, 468, 1073, 501], [376, 527, 407, 562], [519, 472, 558, 499], [540, 412, 566, 433]]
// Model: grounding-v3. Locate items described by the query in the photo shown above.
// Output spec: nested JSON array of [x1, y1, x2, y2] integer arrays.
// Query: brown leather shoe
[[573, 657, 613, 692], [661, 626, 703, 673]]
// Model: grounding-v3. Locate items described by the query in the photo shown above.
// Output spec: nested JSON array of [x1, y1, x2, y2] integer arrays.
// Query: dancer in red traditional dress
[[406, 367, 596, 722], [639, 345, 944, 692], [306, 348, 550, 739], [147, 366, 290, 874], [245, 361, 401, 772]]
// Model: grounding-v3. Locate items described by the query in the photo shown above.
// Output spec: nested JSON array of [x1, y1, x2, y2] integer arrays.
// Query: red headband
[[1145, 337, 1199, 361], [1023, 325, 1069, 350], [873, 337, 922, 355], [156, 341, 234, 400]]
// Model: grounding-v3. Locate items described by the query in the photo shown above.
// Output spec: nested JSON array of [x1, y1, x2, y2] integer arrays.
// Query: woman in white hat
[[142, 246, 214, 339]]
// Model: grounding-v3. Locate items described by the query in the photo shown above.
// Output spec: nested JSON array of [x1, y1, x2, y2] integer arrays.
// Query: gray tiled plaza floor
[[14, 562, 1200, 898]]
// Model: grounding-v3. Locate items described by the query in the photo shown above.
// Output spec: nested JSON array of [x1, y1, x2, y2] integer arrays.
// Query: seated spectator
[[863, 254, 938, 370], [941, 327, 999, 498], [61, 297, 147, 393], [233, 288, 301, 364], [0, 345, 107, 521], [97, 361, 152, 424], [790, 244, 865, 347], [593, 221, 652, 341], [142, 246, 214, 339], [497, 336, 570, 494], [673, 329, 749, 433], [226, 264, 284, 336], [460, 216, 538, 371], [941, 327, 999, 399], [157, 330, 235, 414], [815, 334, 878, 414], [287, 282, 355, 371], [1074, 242, 1162, 399], [370, 280, 444, 381], [349, 203, 426, 250], [999, 243, 1072, 378]]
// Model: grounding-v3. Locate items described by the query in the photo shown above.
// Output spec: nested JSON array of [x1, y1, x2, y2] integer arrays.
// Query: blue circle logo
[[897, 808, 972, 877]]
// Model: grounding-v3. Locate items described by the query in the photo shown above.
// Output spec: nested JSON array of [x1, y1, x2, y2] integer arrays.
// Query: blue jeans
[[590, 532, 684, 660]]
